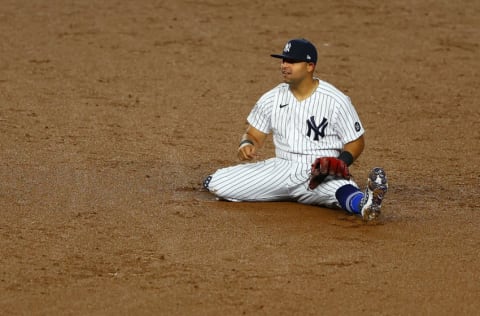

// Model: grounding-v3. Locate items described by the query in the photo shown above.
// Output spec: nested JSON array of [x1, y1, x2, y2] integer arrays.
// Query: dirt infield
[[1, 0, 479, 315]]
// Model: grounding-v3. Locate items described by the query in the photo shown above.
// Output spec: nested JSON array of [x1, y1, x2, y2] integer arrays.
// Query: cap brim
[[270, 54, 314, 63]]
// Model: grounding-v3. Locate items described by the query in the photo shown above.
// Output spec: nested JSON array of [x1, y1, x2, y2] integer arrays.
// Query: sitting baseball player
[[203, 38, 388, 221]]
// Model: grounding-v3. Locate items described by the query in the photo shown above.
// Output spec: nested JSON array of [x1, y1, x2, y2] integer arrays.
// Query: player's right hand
[[309, 157, 351, 189], [311, 157, 351, 179], [238, 144, 257, 161]]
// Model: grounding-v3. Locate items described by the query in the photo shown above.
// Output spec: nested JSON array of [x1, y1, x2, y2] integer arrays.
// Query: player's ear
[[306, 62, 316, 73]]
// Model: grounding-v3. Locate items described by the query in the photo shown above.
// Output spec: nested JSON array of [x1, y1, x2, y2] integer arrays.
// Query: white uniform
[[206, 78, 364, 208]]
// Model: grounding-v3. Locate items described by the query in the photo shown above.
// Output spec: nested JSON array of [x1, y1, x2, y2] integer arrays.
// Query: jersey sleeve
[[334, 96, 365, 144], [246, 90, 275, 134]]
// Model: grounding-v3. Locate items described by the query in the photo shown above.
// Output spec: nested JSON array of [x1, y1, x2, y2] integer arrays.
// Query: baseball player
[[203, 38, 388, 221]]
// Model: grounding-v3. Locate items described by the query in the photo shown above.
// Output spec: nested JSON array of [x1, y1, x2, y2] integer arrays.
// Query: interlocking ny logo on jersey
[[306, 116, 328, 141]]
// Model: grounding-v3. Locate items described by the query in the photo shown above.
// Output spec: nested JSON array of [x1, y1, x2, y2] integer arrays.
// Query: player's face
[[280, 59, 313, 84]]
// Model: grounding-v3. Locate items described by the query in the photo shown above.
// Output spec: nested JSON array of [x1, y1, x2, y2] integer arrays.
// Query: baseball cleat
[[360, 167, 388, 221]]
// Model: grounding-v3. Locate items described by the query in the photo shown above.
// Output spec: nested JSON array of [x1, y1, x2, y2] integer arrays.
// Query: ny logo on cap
[[283, 42, 291, 53]]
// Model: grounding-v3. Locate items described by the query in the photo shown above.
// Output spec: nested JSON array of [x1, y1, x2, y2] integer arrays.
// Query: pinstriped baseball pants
[[206, 157, 359, 208]]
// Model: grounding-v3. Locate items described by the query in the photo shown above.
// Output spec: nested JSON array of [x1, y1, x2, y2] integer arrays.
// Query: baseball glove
[[308, 157, 351, 189]]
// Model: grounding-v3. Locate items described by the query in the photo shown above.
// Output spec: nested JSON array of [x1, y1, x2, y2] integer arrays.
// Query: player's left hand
[[238, 143, 257, 161], [308, 157, 351, 189]]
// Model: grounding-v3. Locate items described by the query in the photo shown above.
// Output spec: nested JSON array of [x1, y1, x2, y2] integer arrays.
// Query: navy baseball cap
[[271, 38, 318, 64]]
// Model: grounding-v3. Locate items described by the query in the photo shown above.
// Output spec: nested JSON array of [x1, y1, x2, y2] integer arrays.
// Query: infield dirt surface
[[1, 0, 479, 315]]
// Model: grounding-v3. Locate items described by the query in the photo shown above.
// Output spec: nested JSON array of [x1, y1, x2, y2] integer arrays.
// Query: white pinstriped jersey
[[205, 78, 363, 205], [247, 78, 364, 165]]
